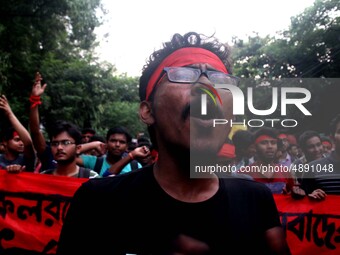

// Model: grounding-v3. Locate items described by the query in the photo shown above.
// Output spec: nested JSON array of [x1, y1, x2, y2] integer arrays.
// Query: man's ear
[[139, 101, 155, 126]]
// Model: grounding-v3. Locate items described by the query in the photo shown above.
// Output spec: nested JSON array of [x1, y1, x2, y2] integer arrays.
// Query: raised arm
[[29, 72, 47, 156], [0, 95, 36, 171]]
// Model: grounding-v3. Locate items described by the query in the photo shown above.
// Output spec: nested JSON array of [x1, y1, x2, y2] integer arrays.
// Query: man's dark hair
[[82, 128, 96, 135], [137, 136, 152, 148], [330, 113, 340, 136], [106, 126, 132, 143], [89, 134, 106, 143], [48, 120, 82, 145], [298, 130, 321, 150], [2, 126, 16, 141], [253, 127, 279, 141], [232, 130, 254, 153]]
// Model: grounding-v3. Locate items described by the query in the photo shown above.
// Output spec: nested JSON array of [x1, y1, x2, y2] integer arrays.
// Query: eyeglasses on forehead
[[163, 67, 239, 86]]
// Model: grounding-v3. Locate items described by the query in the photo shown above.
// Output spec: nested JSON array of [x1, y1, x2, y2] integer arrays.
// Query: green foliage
[[0, 0, 339, 139], [231, 0, 340, 134], [0, 0, 145, 138]]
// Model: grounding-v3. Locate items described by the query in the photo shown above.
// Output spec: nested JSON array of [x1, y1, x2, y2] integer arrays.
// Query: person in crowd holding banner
[[29, 72, 57, 172], [57, 32, 291, 255], [29, 72, 106, 172], [0, 95, 36, 172], [40, 120, 99, 178], [300, 114, 340, 199], [291, 130, 327, 185], [238, 127, 298, 195]]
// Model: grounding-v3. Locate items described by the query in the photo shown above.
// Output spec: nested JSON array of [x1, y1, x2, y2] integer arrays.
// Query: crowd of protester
[[1, 31, 340, 254], [0, 70, 339, 198]]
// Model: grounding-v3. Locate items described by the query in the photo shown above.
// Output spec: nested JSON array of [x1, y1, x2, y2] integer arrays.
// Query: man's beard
[[56, 155, 76, 165]]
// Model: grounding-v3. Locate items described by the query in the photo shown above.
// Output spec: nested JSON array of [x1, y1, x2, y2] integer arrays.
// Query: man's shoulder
[[308, 155, 333, 166], [221, 176, 271, 193], [81, 165, 153, 192]]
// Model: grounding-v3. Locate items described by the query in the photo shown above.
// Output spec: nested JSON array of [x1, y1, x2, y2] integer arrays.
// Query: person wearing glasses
[[40, 120, 99, 178], [57, 32, 291, 254]]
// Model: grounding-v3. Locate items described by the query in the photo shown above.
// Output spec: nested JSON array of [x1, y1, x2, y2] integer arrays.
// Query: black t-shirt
[[301, 151, 340, 194], [57, 165, 281, 255]]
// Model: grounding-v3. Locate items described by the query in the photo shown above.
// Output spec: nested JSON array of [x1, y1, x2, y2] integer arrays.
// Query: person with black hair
[[81, 127, 96, 144], [231, 129, 256, 170], [238, 127, 296, 195], [300, 114, 340, 199], [136, 135, 157, 166], [0, 95, 36, 172], [320, 135, 333, 155], [291, 130, 326, 183], [40, 120, 98, 178], [77, 126, 149, 176], [57, 32, 291, 255]]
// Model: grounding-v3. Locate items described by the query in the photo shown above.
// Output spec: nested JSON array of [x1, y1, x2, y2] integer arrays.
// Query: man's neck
[[106, 153, 122, 164], [153, 153, 219, 203], [54, 163, 79, 177], [4, 151, 18, 161]]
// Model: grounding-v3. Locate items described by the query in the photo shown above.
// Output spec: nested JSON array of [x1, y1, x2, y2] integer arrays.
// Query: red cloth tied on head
[[12, 131, 19, 139], [278, 134, 288, 139], [322, 141, 332, 147], [145, 47, 228, 100], [255, 135, 277, 144]]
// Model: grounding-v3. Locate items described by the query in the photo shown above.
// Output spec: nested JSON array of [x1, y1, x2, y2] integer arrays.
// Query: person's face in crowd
[[288, 145, 299, 158], [150, 63, 233, 154], [256, 138, 278, 163], [137, 145, 154, 166], [322, 142, 332, 154], [246, 144, 256, 158], [50, 132, 79, 164], [106, 133, 128, 157], [81, 133, 93, 144], [304, 136, 324, 161], [333, 122, 340, 153], [0, 143, 5, 153], [279, 137, 289, 152], [5, 135, 24, 154]]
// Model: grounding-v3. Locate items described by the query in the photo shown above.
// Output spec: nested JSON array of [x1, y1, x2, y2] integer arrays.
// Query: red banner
[[0, 171, 339, 254], [0, 171, 87, 254], [275, 194, 340, 255]]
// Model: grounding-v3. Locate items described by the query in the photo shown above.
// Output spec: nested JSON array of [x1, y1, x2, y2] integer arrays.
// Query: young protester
[[40, 120, 99, 178], [300, 114, 340, 199], [57, 32, 291, 255], [0, 95, 36, 172]]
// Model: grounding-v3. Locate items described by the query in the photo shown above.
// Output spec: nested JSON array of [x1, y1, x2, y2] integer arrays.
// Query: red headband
[[255, 135, 277, 144], [145, 47, 228, 100], [322, 141, 332, 147], [278, 134, 288, 139], [13, 131, 19, 138]]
